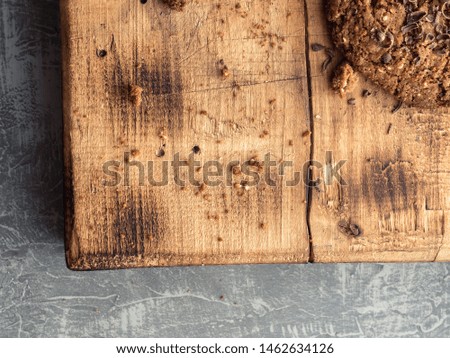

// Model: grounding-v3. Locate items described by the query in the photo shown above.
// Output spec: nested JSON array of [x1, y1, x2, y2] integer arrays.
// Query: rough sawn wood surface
[[61, 0, 450, 269]]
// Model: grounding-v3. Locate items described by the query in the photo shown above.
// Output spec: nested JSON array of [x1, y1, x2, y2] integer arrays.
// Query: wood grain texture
[[62, 0, 450, 269], [61, 0, 311, 269], [306, 0, 450, 262]]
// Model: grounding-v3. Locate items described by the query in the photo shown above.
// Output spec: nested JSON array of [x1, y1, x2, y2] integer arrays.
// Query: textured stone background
[[0, 0, 449, 338]]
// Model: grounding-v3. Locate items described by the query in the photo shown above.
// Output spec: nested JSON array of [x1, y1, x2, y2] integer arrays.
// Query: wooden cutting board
[[61, 0, 450, 270]]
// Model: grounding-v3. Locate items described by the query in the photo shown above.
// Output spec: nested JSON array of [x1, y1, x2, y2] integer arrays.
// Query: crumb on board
[[337, 220, 361, 237], [195, 183, 206, 196], [221, 66, 230, 78], [192, 145, 201, 154], [259, 129, 269, 138], [96, 49, 107, 58], [311, 43, 326, 52], [392, 101, 403, 114], [231, 164, 241, 175], [161, 0, 186, 11], [331, 62, 358, 97], [218, 59, 230, 79], [158, 129, 168, 141], [321, 48, 335, 72], [207, 212, 219, 221], [156, 147, 165, 158], [129, 85, 143, 107], [362, 89, 372, 98], [386, 123, 392, 134], [246, 156, 264, 173], [232, 81, 241, 97], [130, 149, 140, 157]]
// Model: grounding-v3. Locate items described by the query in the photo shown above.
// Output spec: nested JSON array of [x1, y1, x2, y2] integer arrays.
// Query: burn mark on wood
[[141, 61, 183, 110], [161, 58, 184, 130], [110, 56, 130, 134], [112, 190, 166, 258], [107, 20, 184, 136], [140, 63, 160, 96], [139, 51, 184, 132], [362, 155, 418, 213]]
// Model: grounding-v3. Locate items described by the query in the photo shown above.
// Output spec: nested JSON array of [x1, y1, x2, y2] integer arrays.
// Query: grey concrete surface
[[0, 0, 449, 338]]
